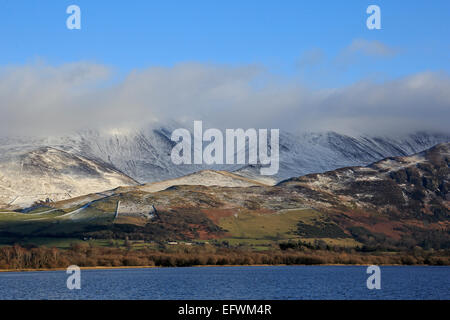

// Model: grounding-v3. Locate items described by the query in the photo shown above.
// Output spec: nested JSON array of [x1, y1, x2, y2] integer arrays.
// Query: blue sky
[[1, 1, 449, 136], [1, 0, 449, 86]]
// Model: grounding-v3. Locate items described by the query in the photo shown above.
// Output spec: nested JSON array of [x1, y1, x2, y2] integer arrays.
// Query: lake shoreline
[[1, 263, 444, 273]]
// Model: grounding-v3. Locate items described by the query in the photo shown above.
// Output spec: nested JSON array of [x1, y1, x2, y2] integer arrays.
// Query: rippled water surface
[[0, 266, 448, 300]]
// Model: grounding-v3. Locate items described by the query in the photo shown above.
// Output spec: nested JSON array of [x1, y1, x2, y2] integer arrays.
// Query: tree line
[[0, 243, 448, 270]]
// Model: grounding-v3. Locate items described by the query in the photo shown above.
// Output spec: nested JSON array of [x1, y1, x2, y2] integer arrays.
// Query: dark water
[[0, 266, 448, 300]]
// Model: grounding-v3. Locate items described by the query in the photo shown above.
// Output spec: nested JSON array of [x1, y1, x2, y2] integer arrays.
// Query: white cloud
[[297, 48, 325, 68], [0, 62, 448, 137], [335, 39, 399, 68], [345, 39, 398, 57]]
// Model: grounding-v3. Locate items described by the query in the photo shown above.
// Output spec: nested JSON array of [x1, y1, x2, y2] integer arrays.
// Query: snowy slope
[[138, 169, 273, 193], [0, 127, 448, 189], [241, 130, 450, 182], [0, 147, 138, 209], [72, 128, 449, 183]]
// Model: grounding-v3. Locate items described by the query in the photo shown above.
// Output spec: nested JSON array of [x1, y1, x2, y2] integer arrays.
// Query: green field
[[0, 202, 359, 250], [0, 199, 115, 237], [218, 208, 320, 239], [214, 208, 359, 249]]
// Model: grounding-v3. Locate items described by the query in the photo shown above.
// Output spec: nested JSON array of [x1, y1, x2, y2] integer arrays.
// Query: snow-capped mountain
[[0, 146, 137, 209], [0, 126, 448, 209], [240, 130, 450, 182], [4, 142, 446, 247], [65, 128, 449, 183], [1, 127, 449, 184]]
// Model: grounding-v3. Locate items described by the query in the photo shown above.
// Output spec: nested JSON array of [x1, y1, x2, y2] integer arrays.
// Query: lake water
[[0, 266, 448, 300]]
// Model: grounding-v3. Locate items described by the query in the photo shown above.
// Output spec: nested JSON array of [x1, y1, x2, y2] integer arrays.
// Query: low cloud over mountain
[[1, 61, 449, 136]]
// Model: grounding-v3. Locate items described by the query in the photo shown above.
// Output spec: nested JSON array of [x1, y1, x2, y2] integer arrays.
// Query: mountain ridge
[[0, 142, 448, 251], [0, 128, 448, 211], [1, 128, 448, 184]]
